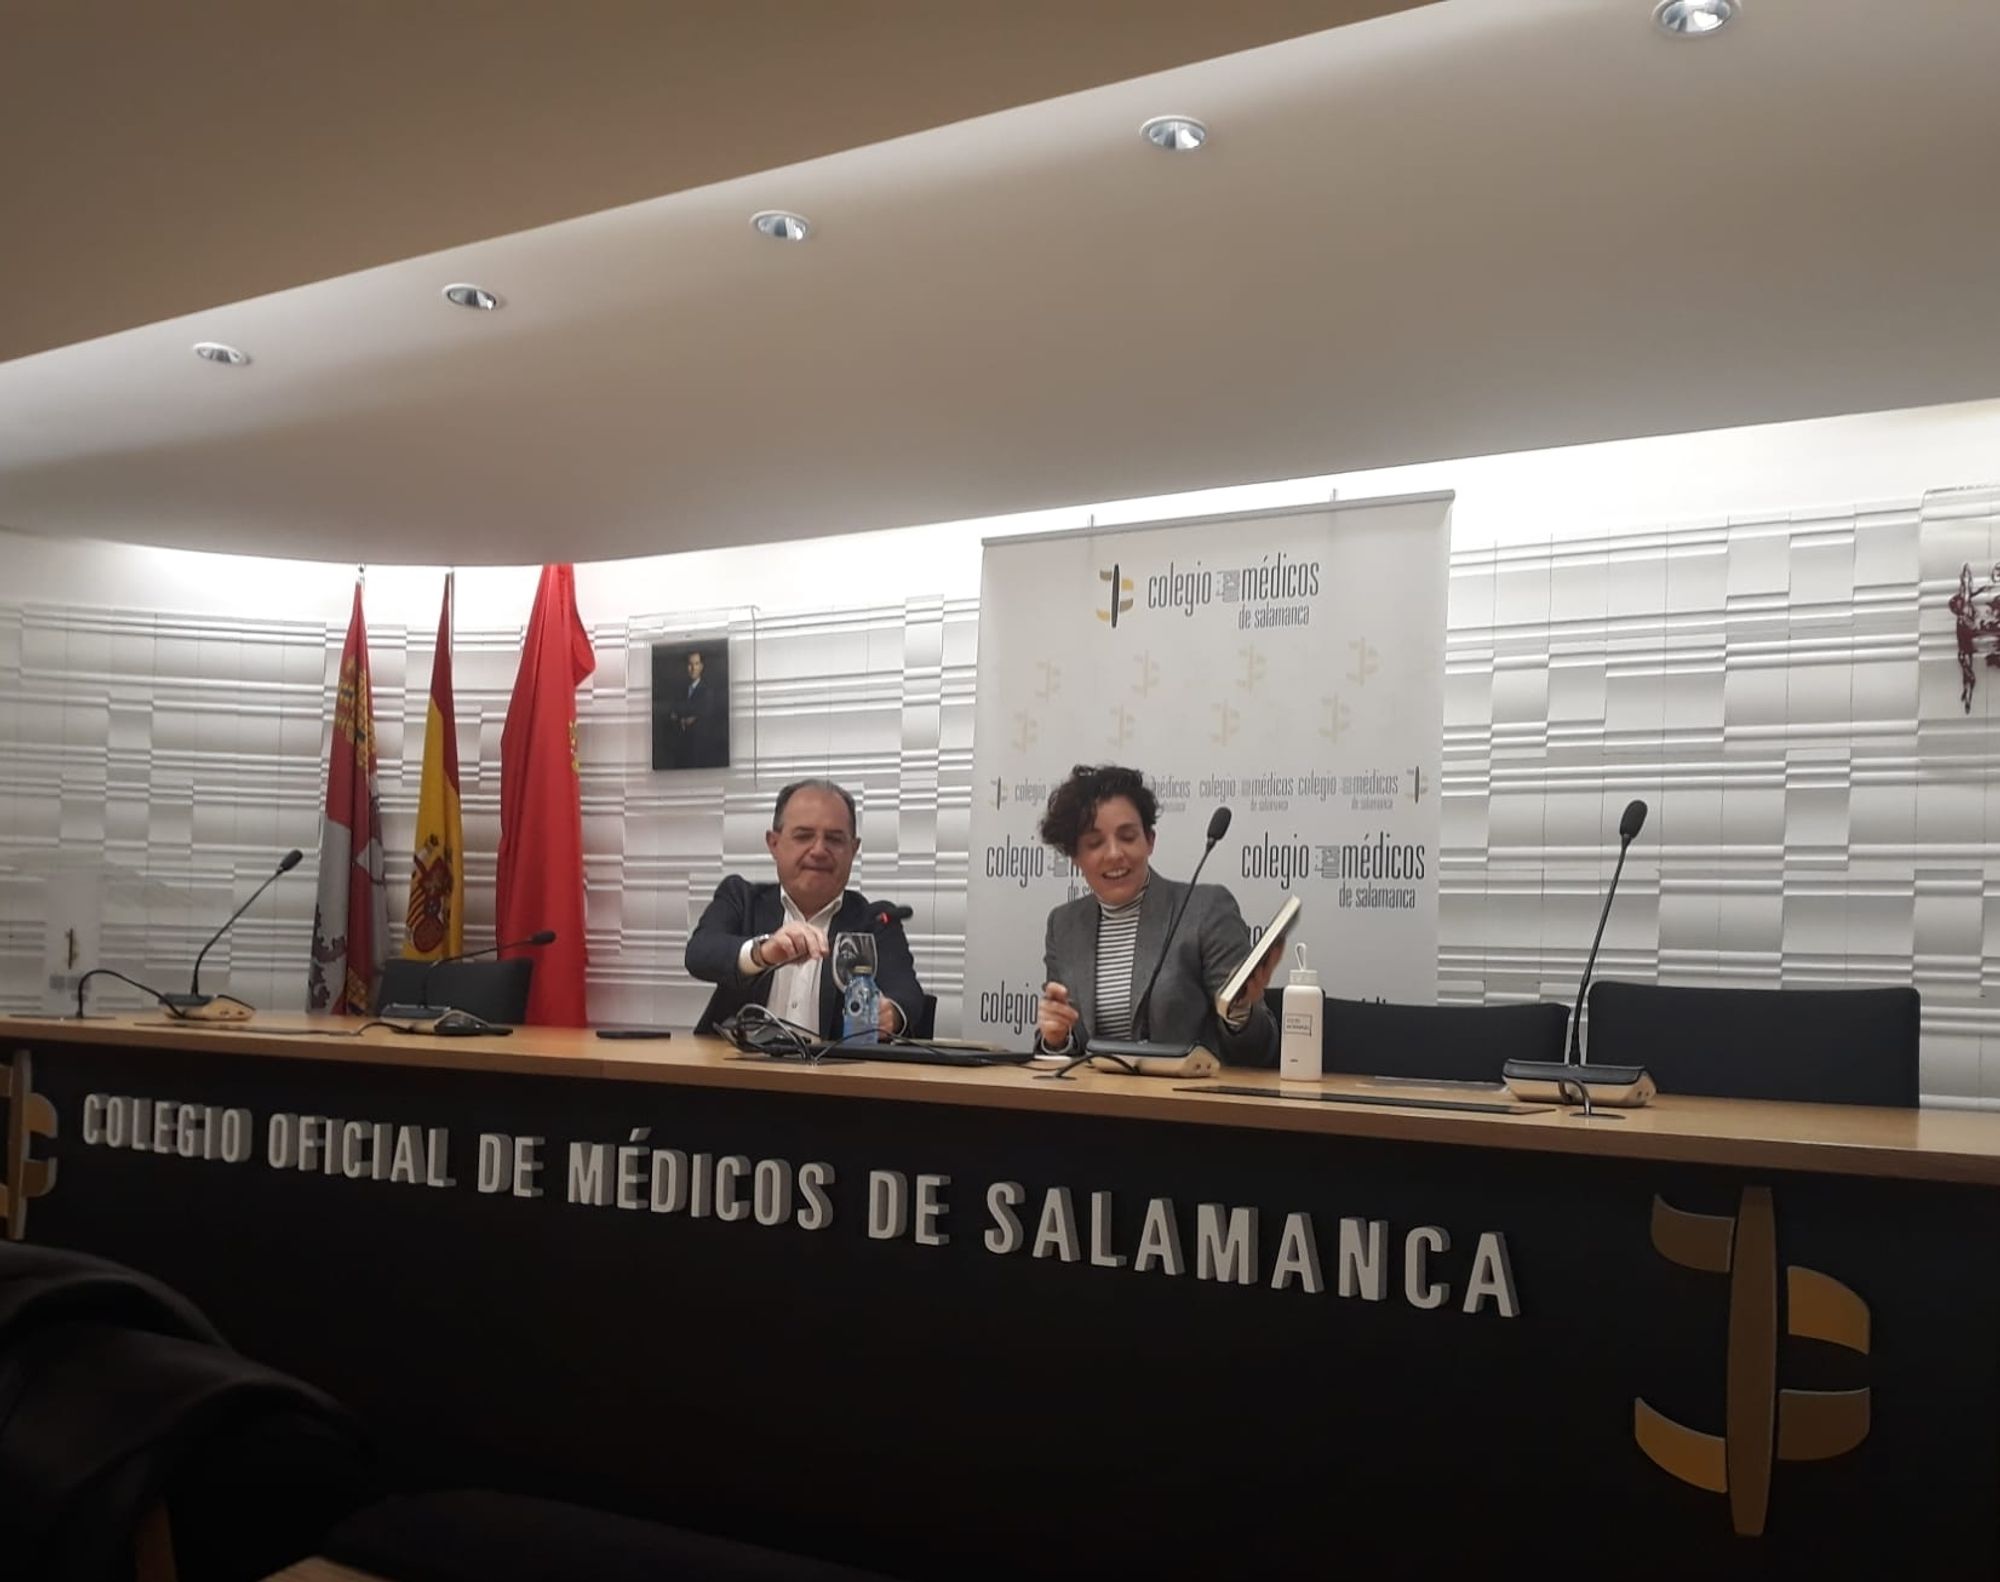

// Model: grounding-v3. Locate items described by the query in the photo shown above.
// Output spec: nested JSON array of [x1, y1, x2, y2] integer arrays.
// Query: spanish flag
[[406, 573, 464, 961]]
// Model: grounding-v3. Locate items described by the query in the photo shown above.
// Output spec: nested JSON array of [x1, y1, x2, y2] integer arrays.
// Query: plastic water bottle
[[1279, 943, 1323, 1081], [842, 966, 881, 1045]]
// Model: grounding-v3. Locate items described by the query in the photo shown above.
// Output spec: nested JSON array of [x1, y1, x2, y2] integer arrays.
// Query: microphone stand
[[1568, 835, 1634, 1064], [164, 851, 302, 1012], [1554, 821, 1640, 1121]]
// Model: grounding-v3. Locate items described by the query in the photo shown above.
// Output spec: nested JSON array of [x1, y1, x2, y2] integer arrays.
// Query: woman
[[1035, 764, 1278, 1066]]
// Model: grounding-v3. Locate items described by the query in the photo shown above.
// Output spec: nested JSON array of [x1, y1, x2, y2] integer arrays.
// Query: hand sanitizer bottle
[[1279, 944, 1323, 1081]]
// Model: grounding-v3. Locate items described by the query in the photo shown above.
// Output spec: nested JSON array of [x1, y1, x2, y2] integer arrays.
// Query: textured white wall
[[3, 399, 1999, 1098]]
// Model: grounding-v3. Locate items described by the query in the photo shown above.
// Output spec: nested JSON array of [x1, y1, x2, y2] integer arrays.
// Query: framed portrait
[[651, 640, 731, 770]]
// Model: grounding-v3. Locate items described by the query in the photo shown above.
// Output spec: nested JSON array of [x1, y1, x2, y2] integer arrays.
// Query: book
[[1213, 895, 1303, 1018]]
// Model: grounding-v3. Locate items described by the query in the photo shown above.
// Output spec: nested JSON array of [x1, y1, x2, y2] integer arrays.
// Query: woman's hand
[[1228, 953, 1282, 1023], [1038, 982, 1080, 1049]]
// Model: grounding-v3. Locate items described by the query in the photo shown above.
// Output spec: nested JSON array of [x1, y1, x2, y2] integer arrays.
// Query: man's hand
[[878, 996, 904, 1037], [1038, 982, 1080, 1048], [755, 922, 829, 969]]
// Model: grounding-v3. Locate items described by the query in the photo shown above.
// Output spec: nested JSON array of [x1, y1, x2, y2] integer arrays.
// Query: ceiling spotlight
[[1141, 115, 1208, 152], [1654, 0, 1739, 36], [191, 341, 250, 366], [751, 210, 811, 242], [443, 283, 500, 310]]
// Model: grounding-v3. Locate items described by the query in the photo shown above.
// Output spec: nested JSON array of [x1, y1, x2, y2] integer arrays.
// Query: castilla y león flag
[[496, 564, 596, 1025], [405, 573, 464, 962], [308, 580, 389, 1014]]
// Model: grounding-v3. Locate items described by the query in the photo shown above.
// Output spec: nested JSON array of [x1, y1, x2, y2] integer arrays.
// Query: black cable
[[72, 968, 171, 1017], [1034, 1048, 1143, 1081]]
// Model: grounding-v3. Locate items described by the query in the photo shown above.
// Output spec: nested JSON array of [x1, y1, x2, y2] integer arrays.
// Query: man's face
[[765, 787, 857, 914], [688, 653, 704, 682]]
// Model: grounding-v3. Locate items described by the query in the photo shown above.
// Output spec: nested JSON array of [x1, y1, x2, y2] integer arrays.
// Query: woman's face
[[1074, 795, 1156, 908]]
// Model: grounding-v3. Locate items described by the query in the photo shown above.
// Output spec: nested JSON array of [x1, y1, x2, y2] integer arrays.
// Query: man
[[687, 778, 924, 1038], [665, 649, 725, 769]]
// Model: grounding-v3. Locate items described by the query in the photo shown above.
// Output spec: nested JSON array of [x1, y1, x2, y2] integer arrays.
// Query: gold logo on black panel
[[1635, 1186, 1870, 1536], [2, 1050, 59, 1241]]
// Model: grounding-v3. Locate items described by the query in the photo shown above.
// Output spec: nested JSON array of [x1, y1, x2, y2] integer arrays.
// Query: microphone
[[1501, 798, 1656, 1116], [382, 930, 557, 1021], [160, 848, 305, 1017], [872, 902, 914, 926], [1570, 799, 1646, 1062], [1129, 806, 1231, 1041], [1042, 806, 1234, 1083]]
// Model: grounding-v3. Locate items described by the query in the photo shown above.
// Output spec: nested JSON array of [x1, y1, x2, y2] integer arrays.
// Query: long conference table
[[5, 1012, 1999, 1578]]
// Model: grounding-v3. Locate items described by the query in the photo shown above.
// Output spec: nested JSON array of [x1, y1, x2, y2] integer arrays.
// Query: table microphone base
[[159, 995, 254, 1024], [1070, 1040, 1220, 1080], [1501, 1060, 1654, 1111]]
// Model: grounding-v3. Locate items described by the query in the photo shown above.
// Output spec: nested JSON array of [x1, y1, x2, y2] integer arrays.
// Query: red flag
[[496, 564, 597, 1025], [308, 581, 389, 1014]]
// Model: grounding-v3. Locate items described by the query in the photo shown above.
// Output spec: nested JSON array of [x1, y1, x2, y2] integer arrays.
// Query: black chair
[[1263, 991, 1569, 1083], [376, 957, 535, 1024], [0, 1242, 375, 1582], [1585, 981, 1920, 1107], [911, 994, 939, 1041]]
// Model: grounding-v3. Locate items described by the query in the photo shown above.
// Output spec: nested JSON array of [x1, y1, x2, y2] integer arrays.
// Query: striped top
[[1093, 887, 1147, 1039]]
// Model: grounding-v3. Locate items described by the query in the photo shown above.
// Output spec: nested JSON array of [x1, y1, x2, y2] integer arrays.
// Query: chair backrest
[[1585, 981, 1920, 1107], [912, 994, 939, 1041], [376, 958, 535, 1025], [1262, 991, 1570, 1083]]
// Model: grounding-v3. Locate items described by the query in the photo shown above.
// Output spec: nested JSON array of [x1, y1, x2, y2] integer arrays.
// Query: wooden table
[[7, 1013, 1996, 1578]]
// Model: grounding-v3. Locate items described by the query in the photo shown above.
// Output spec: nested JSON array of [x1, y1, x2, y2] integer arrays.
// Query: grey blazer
[[1042, 873, 1277, 1067]]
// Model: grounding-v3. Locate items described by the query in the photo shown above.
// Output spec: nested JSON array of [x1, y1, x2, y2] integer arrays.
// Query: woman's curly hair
[[1038, 764, 1158, 858]]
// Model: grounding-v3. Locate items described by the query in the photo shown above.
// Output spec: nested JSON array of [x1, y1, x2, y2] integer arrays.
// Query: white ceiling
[[2, 0, 1997, 566]]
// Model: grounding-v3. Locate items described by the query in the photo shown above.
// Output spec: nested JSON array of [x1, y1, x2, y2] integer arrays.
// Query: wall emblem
[[1949, 562, 2000, 712]]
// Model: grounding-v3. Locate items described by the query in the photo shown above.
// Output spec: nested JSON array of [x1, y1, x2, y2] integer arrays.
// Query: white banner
[[964, 494, 1451, 1042]]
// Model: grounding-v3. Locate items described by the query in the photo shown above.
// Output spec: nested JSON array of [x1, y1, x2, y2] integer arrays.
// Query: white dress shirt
[[737, 889, 841, 1030]]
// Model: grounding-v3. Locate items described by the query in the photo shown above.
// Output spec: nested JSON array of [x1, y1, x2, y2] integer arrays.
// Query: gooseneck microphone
[[161, 848, 305, 1013], [1569, 799, 1647, 1062], [1129, 806, 1231, 1042], [1501, 798, 1657, 1117], [382, 928, 560, 1024]]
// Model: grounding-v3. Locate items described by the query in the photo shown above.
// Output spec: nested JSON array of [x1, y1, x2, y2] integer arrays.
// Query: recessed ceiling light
[[443, 283, 500, 310], [191, 341, 250, 366], [1140, 115, 1208, 152], [1654, 0, 1739, 36], [751, 210, 811, 243]]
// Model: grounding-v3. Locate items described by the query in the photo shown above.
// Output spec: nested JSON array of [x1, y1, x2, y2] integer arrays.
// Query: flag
[[405, 573, 464, 962], [308, 580, 389, 1014], [496, 564, 596, 1025]]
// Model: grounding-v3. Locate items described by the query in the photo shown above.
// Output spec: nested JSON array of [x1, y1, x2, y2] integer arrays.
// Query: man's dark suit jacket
[[686, 874, 924, 1036]]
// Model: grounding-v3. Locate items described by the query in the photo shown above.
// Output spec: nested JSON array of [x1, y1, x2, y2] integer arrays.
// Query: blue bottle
[[842, 967, 881, 1045]]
